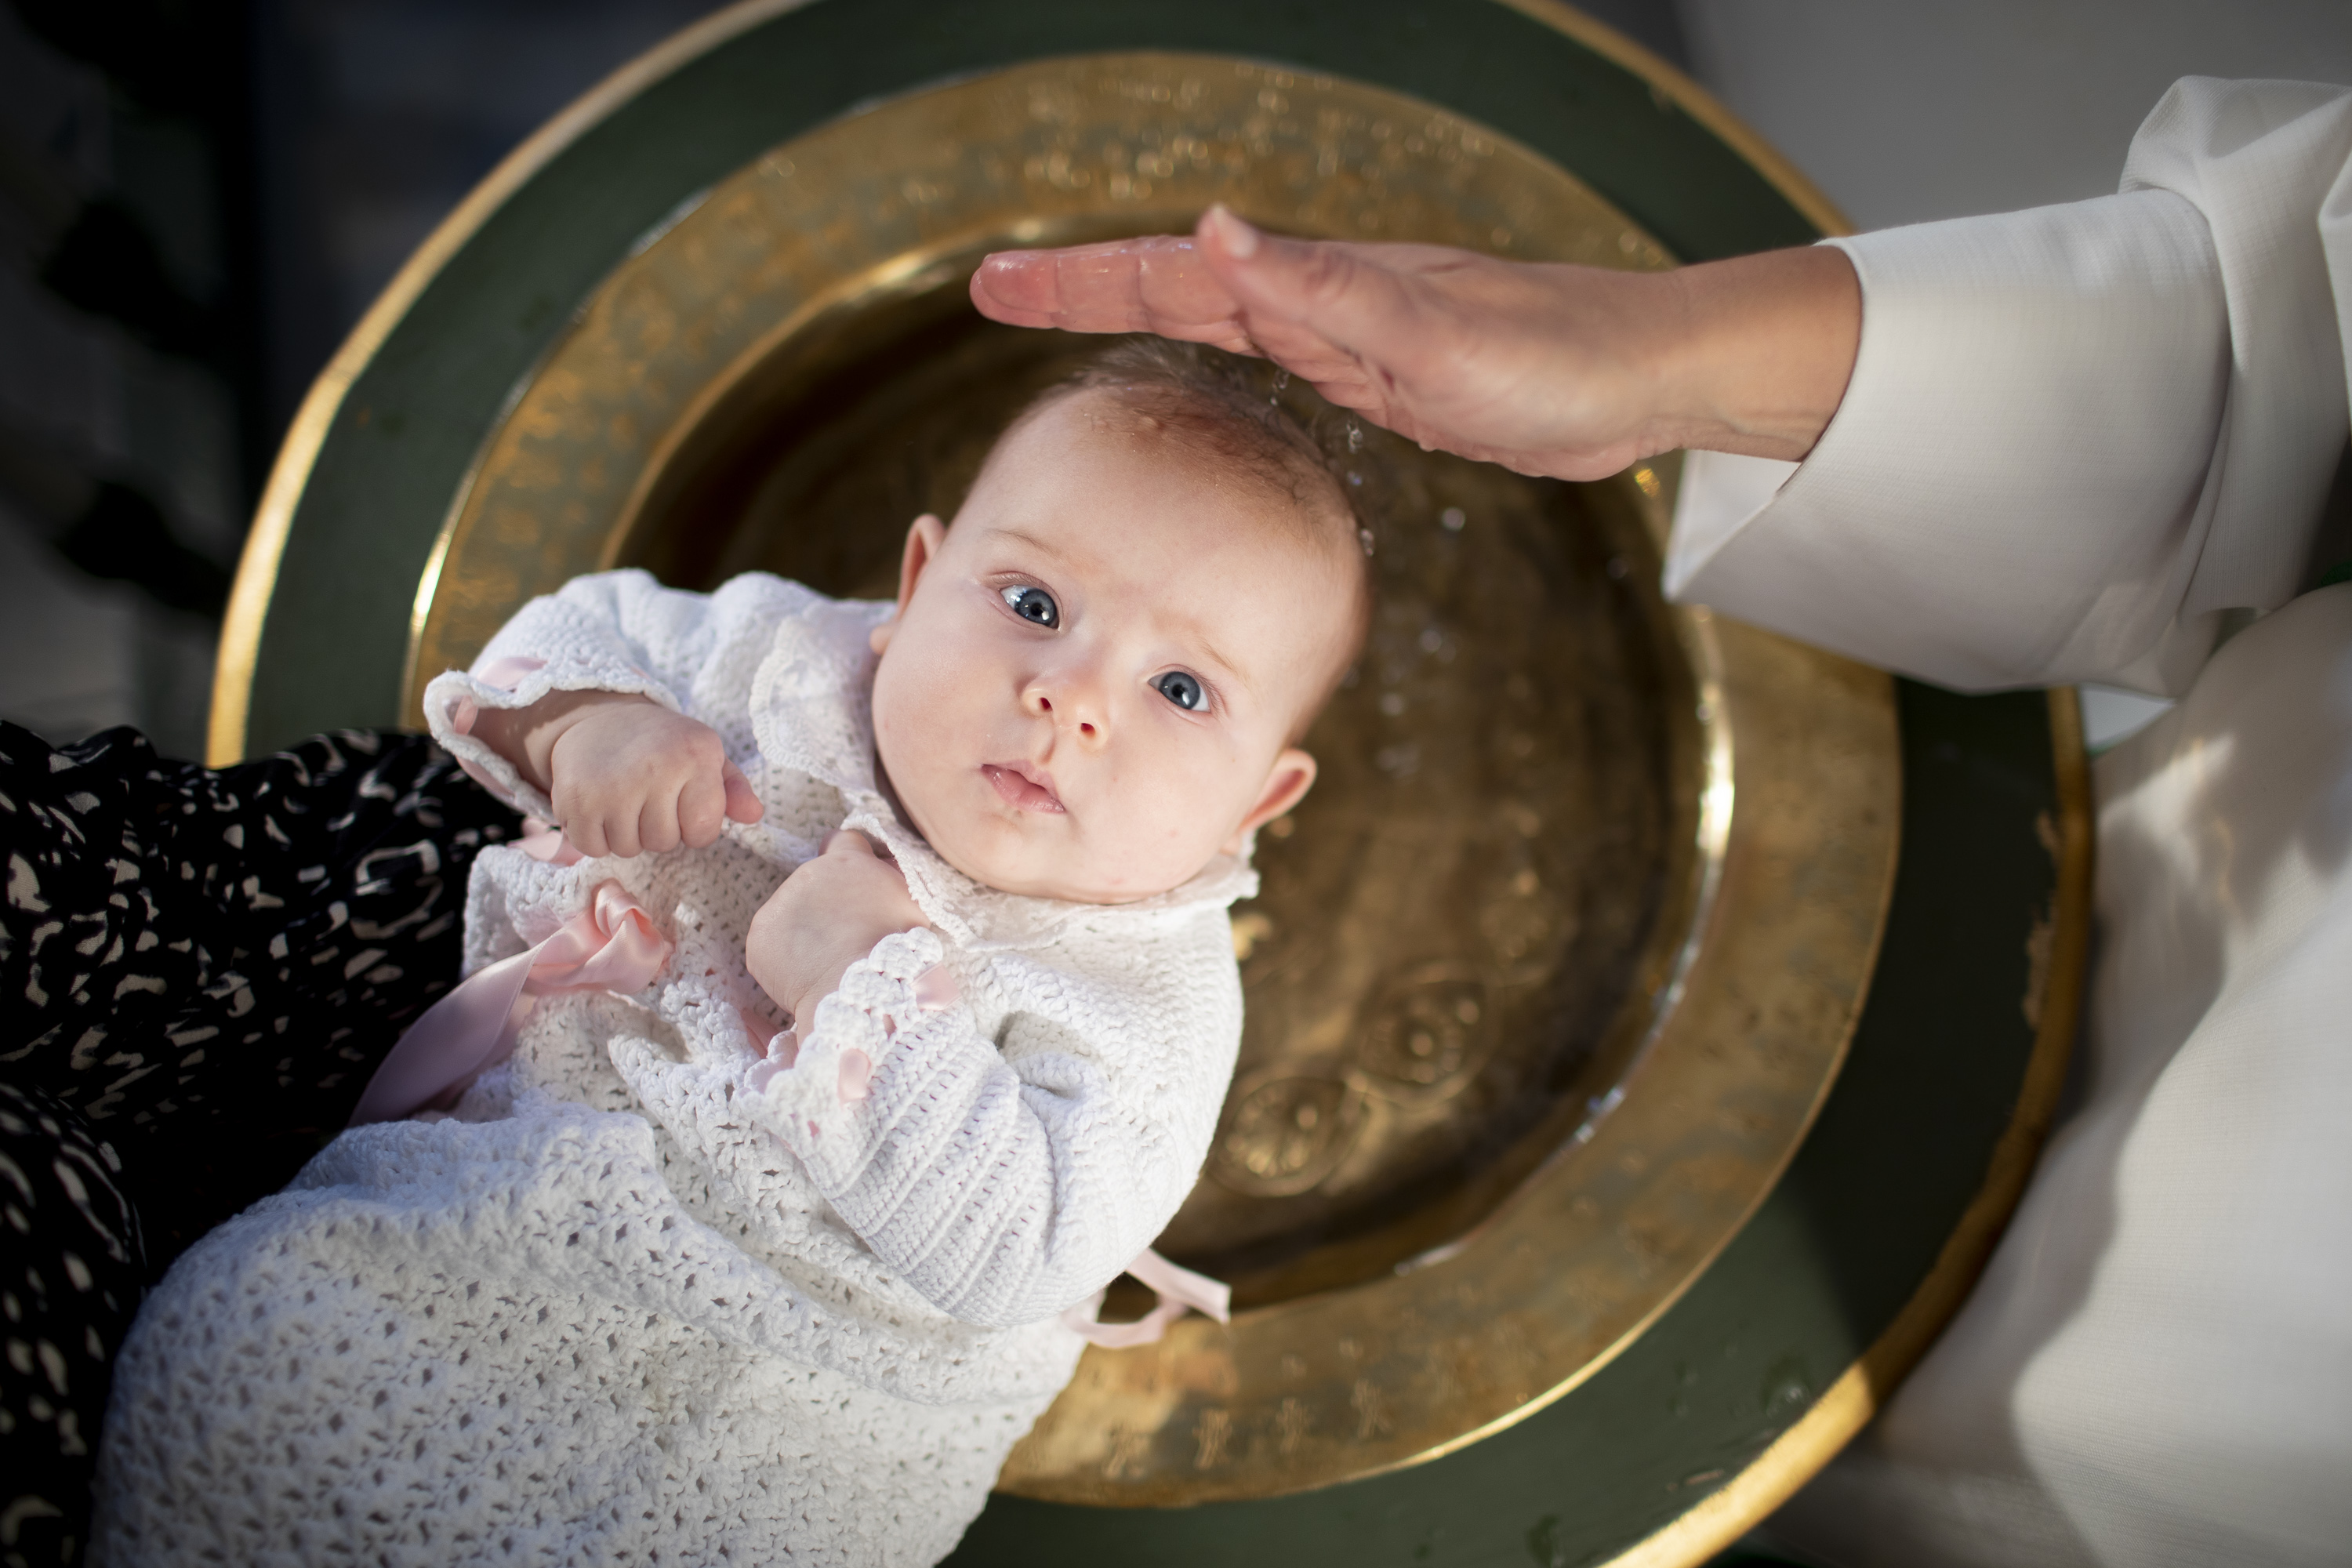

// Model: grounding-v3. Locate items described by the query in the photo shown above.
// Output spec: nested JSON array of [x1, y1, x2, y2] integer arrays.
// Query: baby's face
[[869, 390, 1354, 903]]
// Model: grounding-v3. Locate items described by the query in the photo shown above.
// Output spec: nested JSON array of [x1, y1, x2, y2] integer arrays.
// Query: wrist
[[474, 689, 653, 793], [781, 927, 929, 1029], [1650, 245, 1860, 462]]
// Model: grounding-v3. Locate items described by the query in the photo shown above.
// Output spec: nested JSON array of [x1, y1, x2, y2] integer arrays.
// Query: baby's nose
[[1026, 676, 1105, 743]]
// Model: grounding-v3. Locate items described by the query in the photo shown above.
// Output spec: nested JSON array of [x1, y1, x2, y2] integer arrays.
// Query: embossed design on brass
[[401, 54, 1900, 1507], [1358, 964, 1491, 1105], [1216, 1074, 1370, 1197]]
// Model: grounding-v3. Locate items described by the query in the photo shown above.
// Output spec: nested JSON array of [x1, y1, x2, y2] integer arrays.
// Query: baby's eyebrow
[[1186, 626, 1247, 688], [984, 526, 1077, 568]]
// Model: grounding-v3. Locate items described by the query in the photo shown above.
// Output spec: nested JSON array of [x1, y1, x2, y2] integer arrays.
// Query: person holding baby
[[2, 67, 2342, 1568]]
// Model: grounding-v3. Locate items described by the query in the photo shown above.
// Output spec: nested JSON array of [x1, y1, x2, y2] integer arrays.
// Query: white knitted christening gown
[[91, 571, 1250, 1566]]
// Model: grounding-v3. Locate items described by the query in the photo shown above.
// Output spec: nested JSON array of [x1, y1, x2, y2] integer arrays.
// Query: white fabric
[[92, 571, 1250, 1566], [1664, 78, 2352, 1567], [1785, 587, 2352, 1566], [1671, 77, 2352, 698], [1669, 186, 2232, 695]]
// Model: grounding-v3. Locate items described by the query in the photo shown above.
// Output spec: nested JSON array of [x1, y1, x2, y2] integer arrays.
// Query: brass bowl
[[399, 54, 1899, 1505]]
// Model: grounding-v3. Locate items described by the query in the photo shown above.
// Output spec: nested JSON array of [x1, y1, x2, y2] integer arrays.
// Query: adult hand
[[747, 829, 930, 1028], [969, 204, 1860, 479], [473, 691, 763, 857]]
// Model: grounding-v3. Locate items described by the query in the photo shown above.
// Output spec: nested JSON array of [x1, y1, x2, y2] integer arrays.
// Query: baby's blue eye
[[1002, 585, 1058, 627], [1154, 671, 1206, 711]]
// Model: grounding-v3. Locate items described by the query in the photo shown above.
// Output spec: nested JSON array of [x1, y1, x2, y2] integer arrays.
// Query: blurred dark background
[[2, 0, 2345, 759]]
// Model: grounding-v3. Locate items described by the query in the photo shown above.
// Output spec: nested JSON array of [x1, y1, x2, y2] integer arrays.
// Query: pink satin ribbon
[[1063, 1248, 1232, 1348], [350, 879, 672, 1125]]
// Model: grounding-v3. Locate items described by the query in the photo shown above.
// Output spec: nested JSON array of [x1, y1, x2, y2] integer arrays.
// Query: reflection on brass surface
[[401, 54, 1900, 1505]]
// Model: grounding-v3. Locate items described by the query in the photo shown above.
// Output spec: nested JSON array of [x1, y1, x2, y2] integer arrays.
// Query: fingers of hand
[[720, 760, 764, 824], [637, 793, 683, 856], [584, 806, 633, 859], [548, 706, 739, 858], [1185, 221, 1428, 419], [1124, 237, 1258, 339], [970, 241, 1150, 327], [1196, 203, 1261, 260], [546, 773, 619, 858], [967, 248, 1083, 319], [979, 224, 1632, 474], [974, 223, 1432, 430], [971, 235, 1250, 341], [822, 828, 875, 859], [1206, 223, 1405, 352], [676, 767, 728, 849], [561, 804, 610, 859]]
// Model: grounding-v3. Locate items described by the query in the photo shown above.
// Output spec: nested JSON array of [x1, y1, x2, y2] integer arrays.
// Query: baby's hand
[[472, 691, 762, 856], [748, 830, 929, 1026]]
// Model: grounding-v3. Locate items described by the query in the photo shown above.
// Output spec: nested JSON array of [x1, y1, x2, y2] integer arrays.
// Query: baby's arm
[[425, 569, 808, 852], [778, 927, 1233, 1329], [623, 865, 1240, 1330]]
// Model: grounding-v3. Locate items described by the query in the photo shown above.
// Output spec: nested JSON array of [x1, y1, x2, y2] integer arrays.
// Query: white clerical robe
[[1669, 76, 2352, 1568]]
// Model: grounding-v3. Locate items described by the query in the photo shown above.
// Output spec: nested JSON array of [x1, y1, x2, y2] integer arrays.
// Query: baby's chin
[[934, 832, 1189, 906], [913, 798, 1215, 906]]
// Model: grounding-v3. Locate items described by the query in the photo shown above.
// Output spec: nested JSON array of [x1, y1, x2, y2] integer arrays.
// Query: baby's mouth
[[982, 761, 1065, 815]]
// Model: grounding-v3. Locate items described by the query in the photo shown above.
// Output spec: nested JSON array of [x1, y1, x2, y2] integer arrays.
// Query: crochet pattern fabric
[[92, 573, 1251, 1565]]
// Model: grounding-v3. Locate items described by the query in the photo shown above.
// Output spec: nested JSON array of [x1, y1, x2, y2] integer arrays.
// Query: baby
[[90, 339, 1370, 1566]]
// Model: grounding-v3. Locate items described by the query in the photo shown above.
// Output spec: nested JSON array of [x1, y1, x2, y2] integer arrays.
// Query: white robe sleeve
[[1666, 78, 2352, 697], [417, 568, 813, 815]]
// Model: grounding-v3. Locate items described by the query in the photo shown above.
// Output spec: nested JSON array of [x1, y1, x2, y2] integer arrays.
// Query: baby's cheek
[[1110, 792, 1225, 891]]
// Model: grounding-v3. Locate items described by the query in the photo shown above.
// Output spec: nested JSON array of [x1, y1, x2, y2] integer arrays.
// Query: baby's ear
[[1225, 746, 1318, 855], [874, 514, 947, 654], [895, 514, 948, 614]]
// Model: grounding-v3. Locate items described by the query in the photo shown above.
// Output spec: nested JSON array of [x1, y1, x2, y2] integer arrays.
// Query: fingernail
[[1204, 204, 1260, 258]]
